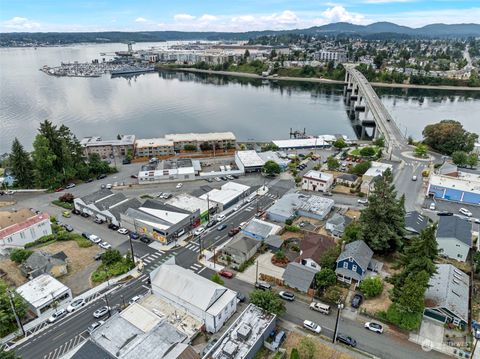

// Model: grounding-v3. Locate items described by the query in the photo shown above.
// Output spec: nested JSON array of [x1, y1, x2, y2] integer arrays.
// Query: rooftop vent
[[237, 323, 252, 341]]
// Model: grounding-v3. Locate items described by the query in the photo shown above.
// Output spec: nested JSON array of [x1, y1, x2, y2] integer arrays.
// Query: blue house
[[335, 240, 373, 285]]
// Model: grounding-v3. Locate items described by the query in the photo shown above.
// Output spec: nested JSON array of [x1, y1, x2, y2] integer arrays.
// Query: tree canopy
[[0, 280, 28, 337], [422, 120, 478, 155], [315, 268, 337, 295], [9, 138, 34, 188], [249, 289, 286, 316], [262, 160, 281, 176]]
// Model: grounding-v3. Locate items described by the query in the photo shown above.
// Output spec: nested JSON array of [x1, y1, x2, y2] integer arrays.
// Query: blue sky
[[0, 0, 479, 32]]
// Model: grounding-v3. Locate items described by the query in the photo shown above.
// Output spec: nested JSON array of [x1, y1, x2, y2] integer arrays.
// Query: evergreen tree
[[359, 168, 405, 252], [396, 270, 430, 314], [9, 138, 34, 188], [32, 135, 60, 188]]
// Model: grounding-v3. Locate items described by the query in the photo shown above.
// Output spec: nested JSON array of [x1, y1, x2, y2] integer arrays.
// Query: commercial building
[[424, 264, 469, 328], [74, 189, 141, 226], [302, 170, 334, 193], [267, 192, 334, 223], [360, 161, 394, 195], [167, 194, 210, 224], [204, 304, 276, 359], [222, 236, 261, 269], [0, 209, 52, 249], [79, 135, 135, 158], [134, 138, 175, 158], [271, 137, 331, 150], [164, 132, 236, 152], [150, 261, 237, 333], [200, 182, 250, 211], [241, 219, 282, 241], [436, 216, 472, 262], [235, 151, 265, 173], [16, 274, 72, 316], [427, 173, 480, 205], [121, 200, 198, 244], [138, 158, 201, 184], [257, 151, 290, 172]]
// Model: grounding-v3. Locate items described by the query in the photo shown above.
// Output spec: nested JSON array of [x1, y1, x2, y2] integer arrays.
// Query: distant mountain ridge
[[1, 22, 479, 45]]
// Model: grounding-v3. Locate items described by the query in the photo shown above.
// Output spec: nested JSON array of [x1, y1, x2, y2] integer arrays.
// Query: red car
[[219, 270, 234, 279], [228, 227, 240, 237], [54, 187, 65, 192]]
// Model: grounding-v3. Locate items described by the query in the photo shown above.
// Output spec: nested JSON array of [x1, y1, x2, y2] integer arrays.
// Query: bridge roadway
[[344, 64, 407, 156]]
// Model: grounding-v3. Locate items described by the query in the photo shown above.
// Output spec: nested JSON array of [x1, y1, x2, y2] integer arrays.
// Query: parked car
[[219, 270, 234, 278], [161, 193, 172, 199], [336, 333, 357, 347], [411, 175, 417, 181], [176, 183, 183, 189], [81, 212, 90, 218], [129, 295, 141, 305], [72, 209, 81, 215], [226, 175, 234, 180], [118, 228, 129, 235], [122, 159, 131, 165], [140, 235, 152, 244], [99, 242, 112, 250], [278, 291, 295, 301], [4, 190, 14, 195], [217, 224, 227, 231], [194, 227, 205, 236], [459, 208, 473, 217], [62, 211, 71, 218], [217, 214, 226, 221], [105, 184, 112, 189], [309, 302, 331, 315], [365, 322, 384, 334], [228, 227, 240, 237], [108, 223, 119, 230], [323, 192, 333, 197], [100, 184, 106, 189], [93, 252, 104, 261], [63, 224, 74, 232], [437, 211, 453, 216], [351, 293, 363, 308], [89, 235, 101, 244], [65, 183, 76, 189], [239, 222, 247, 229], [48, 309, 67, 323], [67, 298, 85, 312], [87, 320, 105, 334], [303, 320, 321, 334], [82, 232, 91, 239], [206, 220, 218, 228], [357, 199, 368, 205], [54, 187, 65, 192], [97, 174, 107, 180], [214, 177, 222, 182], [429, 202, 436, 210], [131, 174, 138, 179], [85, 178, 94, 183], [236, 292, 246, 302], [255, 282, 272, 290], [129, 232, 140, 240], [220, 176, 228, 181], [232, 174, 239, 179], [93, 306, 110, 318], [94, 217, 104, 224]]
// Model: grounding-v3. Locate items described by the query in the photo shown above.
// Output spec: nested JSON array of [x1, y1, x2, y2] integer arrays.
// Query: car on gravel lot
[[93, 306, 110, 318], [99, 241, 112, 250], [336, 333, 357, 347], [118, 228, 129, 235], [364, 322, 384, 334], [67, 298, 85, 313], [81, 212, 90, 218], [303, 320, 321, 334], [87, 320, 105, 334], [278, 291, 295, 301], [88, 235, 101, 244], [48, 309, 67, 323], [219, 270, 233, 278]]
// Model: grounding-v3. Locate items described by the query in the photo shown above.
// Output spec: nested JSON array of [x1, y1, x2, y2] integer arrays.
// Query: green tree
[[474, 251, 480, 274], [211, 273, 224, 285], [10, 249, 33, 264], [342, 221, 362, 243], [373, 137, 385, 148], [359, 168, 405, 253], [467, 153, 478, 168], [298, 337, 316, 359], [0, 279, 28, 337], [396, 270, 430, 314], [414, 144, 428, 158], [318, 245, 341, 270], [349, 161, 371, 175], [359, 276, 383, 298], [359, 147, 375, 157], [0, 349, 22, 359], [333, 138, 347, 149], [262, 160, 281, 176], [422, 120, 478, 155], [327, 156, 340, 171], [315, 268, 337, 295], [9, 138, 34, 188], [323, 285, 342, 303], [32, 135, 60, 188], [290, 348, 300, 359], [102, 249, 122, 266], [249, 289, 286, 316], [452, 151, 469, 167]]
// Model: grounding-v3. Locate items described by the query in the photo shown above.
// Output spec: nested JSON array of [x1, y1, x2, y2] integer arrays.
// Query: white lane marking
[[197, 267, 206, 274]]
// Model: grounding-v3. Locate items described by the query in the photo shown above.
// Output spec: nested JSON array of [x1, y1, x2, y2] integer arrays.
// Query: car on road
[[99, 242, 112, 250], [130, 174, 138, 179], [309, 302, 330, 315], [365, 322, 384, 334], [303, 320, 321, 334], [216, 214, 226, 221], [88, 235, 101, 244], [94, 217, 104, 224], [4, 190, 15, 195], [411, 175, 417, 181], [62, 211, 71, 218], [278, 291, 295, 301], [214, 177, 221, 182], [108, 223, 119, 230], [63, 224, 74, 232], [206, 220, 218, 228], [85, 178, 94, 183], [429, 202, 436, 210], [236, 292, 246, 302], [67, 298, 85, 312], [228, 227, 240, 237], [161, 192, 172, 199], [106, 184, 112, 189], [82, 232, 91, 239], [255, 282, 272, 290], [219, 270, 234, 278], [97, 174, 107, 180], [48, 309, 67, 323], [205, 178, 213, 182], [239, 222, 247, 229], [93, 252, 104, 261], [233, 204, 241, 211], [357, 199, 368, 205], [437, 211, 453, 216], [322, 192, 333, 197], [87, 320, 105, 334], [194, 227, 205, 236], [140, 235, 152, 244], [72, 209, 81, 215], [459, 208, 473, 217], [220, 176, 228, 181], [217, 224, 227, 231], [129, 295, 141, 305], [336, 333, 357, 347], [93, 306, 110, 318], [129, 232, 140, 240], [54, 187, 65, 192], [65, 183, 76, 189], [351, 293, 363, 308], [118, 228, 129, 235], [176, 183, 183, 189], [81, 212, 90, 218], [226, 175, 235, 180]]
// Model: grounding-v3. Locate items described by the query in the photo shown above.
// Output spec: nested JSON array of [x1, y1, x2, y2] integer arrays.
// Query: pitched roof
[[109, 198, 142, 221], [337, 240, 373, 271], [282, 262, 319, 292], [404, 211, 429, 234], [224, 236, 260, 254], [425, 264, 469, 323], [0, 211, 50, 239], [20, 251, 67, 277], [264, 235, 283, 249], [296, 233, 336, 264], [95, 193, 128, 211], [337, 173, 359, 182], [437, 216, 472, 246], [70, 340, 115, 359], [242, 219, 280, 239], [79, 189, 113, 205]]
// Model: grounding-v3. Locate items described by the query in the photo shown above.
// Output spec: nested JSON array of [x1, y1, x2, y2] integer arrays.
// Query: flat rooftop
[[303, 170, 333, 181], [16, 274, 70, 309], [272, 137, 331, 149], [80, 135, 135, 147], [363, 161, 393, 178], [167, 194, 209, 214], [430, 173, 480, 195], [165, 132, 236, 142], [135, 138, 174, 148], [236, 151, 265, 167]]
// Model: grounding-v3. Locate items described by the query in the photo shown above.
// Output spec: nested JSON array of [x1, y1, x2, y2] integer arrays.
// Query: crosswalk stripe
[[143, 258, 151, 263], [150, 253, 159, 258], [191, 263, 201, 268]]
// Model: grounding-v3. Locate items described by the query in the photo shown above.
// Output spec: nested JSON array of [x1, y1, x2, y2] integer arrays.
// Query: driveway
[[236, 252, 285, 284], [412, 319, 445, 352]]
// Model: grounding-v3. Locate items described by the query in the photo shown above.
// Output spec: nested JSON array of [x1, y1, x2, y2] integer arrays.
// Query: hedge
[[51, 200, 74, 210]]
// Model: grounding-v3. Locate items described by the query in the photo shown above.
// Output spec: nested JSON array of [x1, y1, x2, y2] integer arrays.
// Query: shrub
[[211, 273, 224, 285], [51, 200, 74, 210], [183, 144, 197, 151], [359, 276, 384, 298], [285, 219, 293, 226], [284, 225, 300, 232], [360, 147, 376, 157], [290, 348, 300, 359], [322, 285, 343, 304], [237, 258, 254, 272], [24, 234, 56, 248], [59, 193, 74, 203], [379, 303, 422, 331], [10, 249, 33, 263]]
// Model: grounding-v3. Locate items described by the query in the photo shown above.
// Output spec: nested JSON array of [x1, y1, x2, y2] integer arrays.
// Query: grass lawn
[[349, 146, 381, 158]]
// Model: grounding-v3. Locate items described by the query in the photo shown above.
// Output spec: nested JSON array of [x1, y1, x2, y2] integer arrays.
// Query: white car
[[364, 322, 384, 334], [129, 295, 141, 305], [176, 183, 183, 189], [87, 320, 105, 333], [357, 199, 368, 205], [429, 202, 436, 210], [106, 184, 112, 189], [88, 234, 101, 244], [48, 309, 66, 323], [459, 208, 472, 217], [239, 222, 247, 229], [214, 177, 222, 182], [67, 298, 85, 313], [303, 320, 321, 334], [93, 306, 110, 318], [226, 175, 234, 180], [5, 190, 14, 195], [118, 228, 129, 235], [99, 241, 112, 250], [216, 214, 226, 222], [194, 227, 205, 236]]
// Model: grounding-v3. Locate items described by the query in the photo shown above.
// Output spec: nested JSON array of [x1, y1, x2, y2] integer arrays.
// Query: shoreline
[[172, 67, 480, 92]]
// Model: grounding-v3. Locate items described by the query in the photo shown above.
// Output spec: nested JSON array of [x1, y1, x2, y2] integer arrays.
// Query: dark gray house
[[282, 262, 320, 293], [404, 211, 429, 236], [335, 240, 373, 285], [436, 216, 472, 262]]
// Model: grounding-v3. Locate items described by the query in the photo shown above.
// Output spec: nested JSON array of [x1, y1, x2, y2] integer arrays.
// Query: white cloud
[[135, 17, 147, 23], [173, 13, 196, 21], [319, 6, 366, 24], [261, 10, 299, 26], [198, 14, 218, 22], [2, 17, 40, 30]]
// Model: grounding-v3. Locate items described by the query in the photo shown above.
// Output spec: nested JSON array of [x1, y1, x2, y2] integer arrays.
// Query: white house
[[0, 209, 52, 249], [302, 170, 334, 193], [360, 161, 393, 195], [150, 260, 237, 333], [436, 216, 472, 262]]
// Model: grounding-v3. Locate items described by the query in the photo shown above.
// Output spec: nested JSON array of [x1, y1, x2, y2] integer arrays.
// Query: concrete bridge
[[343, 64, 407, 156]]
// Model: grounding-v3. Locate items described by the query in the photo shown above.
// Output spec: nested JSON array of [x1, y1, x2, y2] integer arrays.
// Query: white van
[[309, 301, 331, 315], [176, 229, 185, 237]]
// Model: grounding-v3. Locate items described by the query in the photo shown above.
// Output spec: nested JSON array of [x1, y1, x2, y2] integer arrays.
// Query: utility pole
[[206, 194, 210, 222], [255, 260, 259, 284], [332, 303, 344, 343], [128, 234, 136, 268], [104, 295, 112, 318], [8, 289, 25, 336]]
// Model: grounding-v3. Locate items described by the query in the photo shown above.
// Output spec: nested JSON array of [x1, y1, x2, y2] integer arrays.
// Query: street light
[[332, 302, 344, 343]]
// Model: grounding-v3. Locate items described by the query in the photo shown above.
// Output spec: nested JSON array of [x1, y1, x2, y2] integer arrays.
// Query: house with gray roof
[[266, 192, 334, 223], [335, 240, 374, 284], [404, 211, 429, 236], [436, 216, 472, 262], [424, 264, 469, 328], [336, 173, 360, 187], [241, 219, 281, 241], [325, 213, 352, 237], [20, 251, 68, 279], [222, 236, 261, 269], [282, 262, 320, 293]]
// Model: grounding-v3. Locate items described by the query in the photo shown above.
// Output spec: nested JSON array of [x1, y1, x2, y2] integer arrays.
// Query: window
[[349, 258, 353, 262], [457, 254, 463, 259], [20, 232, 25, 239], [343, 262, 348, 269], [352, 265, 357, 272]]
